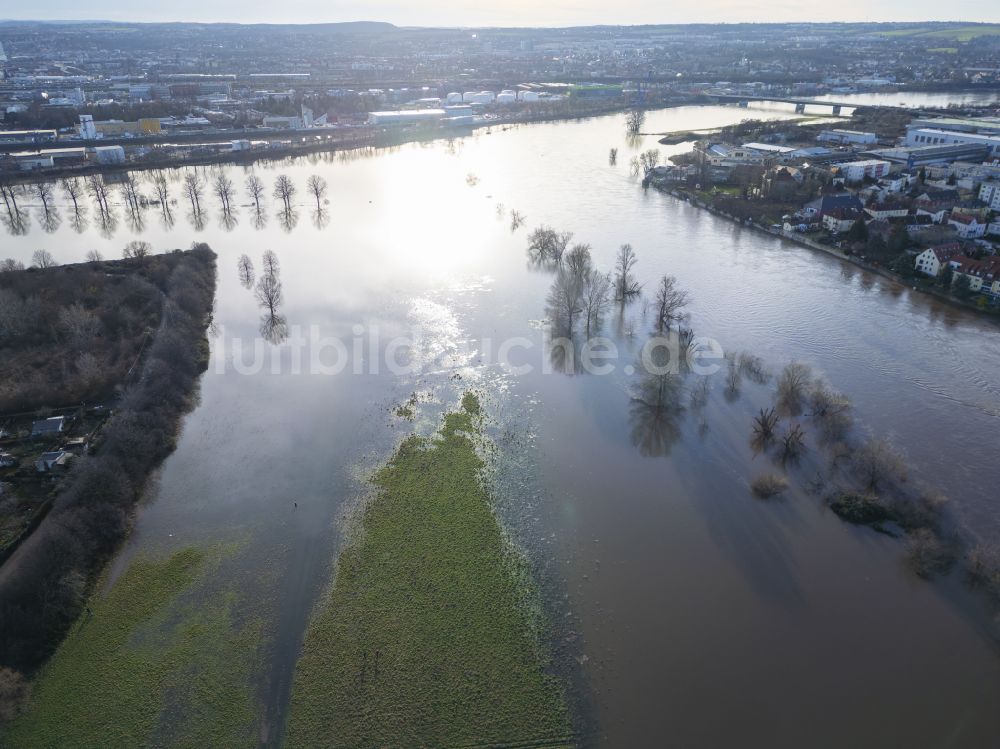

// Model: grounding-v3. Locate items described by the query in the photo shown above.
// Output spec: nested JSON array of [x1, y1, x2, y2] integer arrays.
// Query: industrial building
[[817, 129, 877, 145], [368, 109, 446, 126]]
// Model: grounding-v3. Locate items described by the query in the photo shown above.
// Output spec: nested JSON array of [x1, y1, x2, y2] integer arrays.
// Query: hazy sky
[[2, 0, 996, 26]]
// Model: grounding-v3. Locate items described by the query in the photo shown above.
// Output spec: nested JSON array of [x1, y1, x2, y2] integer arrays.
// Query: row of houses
[[914, 244, 1000, 299]]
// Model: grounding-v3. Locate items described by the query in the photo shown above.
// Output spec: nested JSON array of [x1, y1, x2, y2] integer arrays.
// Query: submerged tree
[[583, 271, 613, 336], [262, 250, 280, 279], [246, 174, 266, 215], [274, 174, 296, 213], [653, 275, 689, 333], [527, 226, 573, 267], [546, 265, 586, 335], [614, 244, 641, 301], [237, 254, 255, 288], [182, 172, 204, 217], [255, 272, 283, 318], [776, 362, 812, 416], [213, 173, 235, 216], [625, 109, 645, 135], [61, 178, 84, 216], [306, 174, 328, 211]]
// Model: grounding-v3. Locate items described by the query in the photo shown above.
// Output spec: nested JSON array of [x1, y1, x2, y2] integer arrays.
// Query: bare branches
[[122, 240, 151, 264], [31, 250, 57, 269], [274, 174, 296, 213], [776, 361, 812, 415], [527, 226, 572, 266], [182, 172, 204, 216], [237, 254, 255, 289], [614, 244, 641, 301], [246, 174, 265, 214], [213, 173, 235, 216], [306, 174, 328, 210], [653, 275, 689, 333]]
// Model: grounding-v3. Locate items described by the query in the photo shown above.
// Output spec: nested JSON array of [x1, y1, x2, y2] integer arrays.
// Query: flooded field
[[5, 100, 1000, 746]]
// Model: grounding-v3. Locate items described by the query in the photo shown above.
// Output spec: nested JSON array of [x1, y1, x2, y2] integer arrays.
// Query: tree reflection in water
[[629, 369, 686, 457]]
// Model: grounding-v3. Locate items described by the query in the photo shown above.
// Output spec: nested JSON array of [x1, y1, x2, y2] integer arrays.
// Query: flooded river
[[4, 100, 1000, 746]]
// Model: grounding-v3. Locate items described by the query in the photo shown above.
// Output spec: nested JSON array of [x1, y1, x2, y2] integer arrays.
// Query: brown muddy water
[[4, 101, 1000, 747]]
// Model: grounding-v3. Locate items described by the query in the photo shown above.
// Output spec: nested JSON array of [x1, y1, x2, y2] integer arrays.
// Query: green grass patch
[[285, 393, 573, 748], [6, 545, 263, 748]]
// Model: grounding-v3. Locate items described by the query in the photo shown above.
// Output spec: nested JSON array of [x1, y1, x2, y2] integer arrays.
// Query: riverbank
[[649, 183, 1000, 321], [284, 393, 573, 748], [0, 99, 644, 185]]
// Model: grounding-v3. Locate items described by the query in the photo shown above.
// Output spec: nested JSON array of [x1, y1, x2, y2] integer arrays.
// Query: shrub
[[829, 493, 892, 525], [751, 473, 788, 499], [905, 529, 955, 579]]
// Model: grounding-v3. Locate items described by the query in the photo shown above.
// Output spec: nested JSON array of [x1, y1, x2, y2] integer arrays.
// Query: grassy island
[[285, 393, 573, 748]]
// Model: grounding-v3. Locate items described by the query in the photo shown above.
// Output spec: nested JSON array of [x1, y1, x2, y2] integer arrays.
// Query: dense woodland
[[0, 246, 216, 698], [0, 254, 186, 413]]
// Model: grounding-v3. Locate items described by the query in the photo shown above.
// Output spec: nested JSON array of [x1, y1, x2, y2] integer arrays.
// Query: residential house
[[978, 181, 1000, 212], [914, 243, 965, 277], [31, 416, 65, 438], [802, 193, 864, 220], [951, 199, 991, 221], [35, 450, 71, 473], [949, 255, 1000, 298], [823, 207, 863, 234], [864, 198, 910, 220], [948, 213, 987, 239]]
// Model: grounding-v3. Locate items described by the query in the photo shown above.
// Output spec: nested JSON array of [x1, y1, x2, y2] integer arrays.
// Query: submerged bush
[[751, 473, 789, 499], [905, 529, 956, 579], [829, 493, 892, 526]]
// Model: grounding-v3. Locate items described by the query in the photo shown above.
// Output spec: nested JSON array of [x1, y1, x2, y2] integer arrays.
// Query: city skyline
[[2, 1, 998, 27]]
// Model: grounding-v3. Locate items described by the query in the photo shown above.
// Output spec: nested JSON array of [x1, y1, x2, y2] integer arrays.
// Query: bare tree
[[546, 265, 586, 334], [564, 243, 593, 281], [854, 438, 907, 492], [653, 275, 689, 332], [625, 109, 645, 135], [182, 172, 204, 216], [61, 178, 83, 215], [527, 226, 573, 265], [150, 172, 171, 219], [85, 250, 104, 262], [614, 244, 641, 301], [779, 423, 807, 462], [246, 174, 265, 214], [120, 172, 142, 217], [31, 250, 57, 269], [752, 407, 780, 441], [262, 250, 280, 279], [33, 182, 55, 216], [254, 272, 283, 318], [0, 259, 25, 272], [86, 175, 111, 218], [58, 303, 101, 348], [776, 362, 812, 415], [509, 210, 525, 231], [237, 254, 255, 288], [809, 381, 852, 440], [213, 173, 235, 215], [122, 240, 151, 264], [583, 270, 613, 336], [306, 174, 328, 210], [609, 147, 618, 165], [638, 149, 661, 173], [274, 174, 296, 212]]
